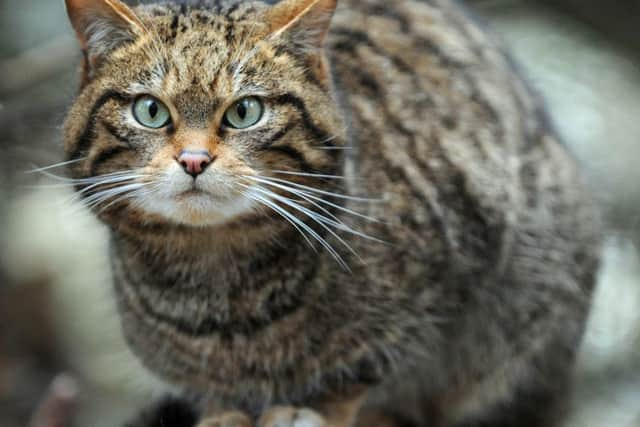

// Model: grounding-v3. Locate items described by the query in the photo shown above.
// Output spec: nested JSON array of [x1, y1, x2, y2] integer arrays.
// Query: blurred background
[[1, 0, 639, 426]]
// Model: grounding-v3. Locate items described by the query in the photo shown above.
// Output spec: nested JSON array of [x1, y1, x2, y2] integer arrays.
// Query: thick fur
[[62, 0, 601, 425]]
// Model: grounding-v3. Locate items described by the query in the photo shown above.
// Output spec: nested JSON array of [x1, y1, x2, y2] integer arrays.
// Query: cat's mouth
[[179, 187, 210, 197], [174, 179, 218, 197], [174, 186, 230, 203], [129, 171, 256, 226]]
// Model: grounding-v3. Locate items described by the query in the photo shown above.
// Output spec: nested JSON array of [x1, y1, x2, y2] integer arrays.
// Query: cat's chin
[[132, 191, 256, 227]]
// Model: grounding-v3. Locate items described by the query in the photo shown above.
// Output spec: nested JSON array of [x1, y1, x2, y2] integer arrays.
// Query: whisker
[[75, 175, 148, 194], [239, 187, 317, 253], [273, 186, 344, 225], [245, 175, 380, 224], [248, 186, 364, 264], [302, 134, 340, 147], [267, 170, 348, 180], [250, 183, 384, 244], [240, 185, 350, 270], [33, 168, 142, 184], [247, 176, 349, 230], [83, 183, 149, 210], [311, 146, 354, 151], [295, 190, 381, 224], [26, 158, 87, 174], [96, 184, 157, 214], [95, 193, 138, 214], [247, 175, 382, 203], [64, 175, 149, 206]]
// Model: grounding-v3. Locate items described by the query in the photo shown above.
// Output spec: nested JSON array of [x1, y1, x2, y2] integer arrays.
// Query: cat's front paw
[[196, 411, 253, 427], [258, 406, 327, 427]]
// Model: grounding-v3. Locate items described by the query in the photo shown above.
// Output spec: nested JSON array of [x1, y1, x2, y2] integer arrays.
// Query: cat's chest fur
[[110, 205, 456, 410]]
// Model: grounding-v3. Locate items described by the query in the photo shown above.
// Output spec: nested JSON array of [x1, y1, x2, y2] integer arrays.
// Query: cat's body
[[62, 0, 600, 426]]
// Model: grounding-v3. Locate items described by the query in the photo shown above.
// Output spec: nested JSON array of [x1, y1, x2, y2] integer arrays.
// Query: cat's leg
[[257, 388, 366, 427], [449, 381, 569, 427], [196, 411, 252, 427], [355, 409, 417, 427], [444, 346, 574, 427], [257, 407, 326, 427]]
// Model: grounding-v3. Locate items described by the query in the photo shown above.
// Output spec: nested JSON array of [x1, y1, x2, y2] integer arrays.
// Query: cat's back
[[327, 1, 600, 408], [327, 0, 600, 283], [328, 0, 537, 174]]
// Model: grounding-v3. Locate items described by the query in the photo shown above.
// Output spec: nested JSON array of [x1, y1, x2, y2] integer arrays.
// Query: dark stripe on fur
[[118, 255, 317, 338], [90, 146, 131, 176], [266, 145, 316, 173], [331, 28, 413, 74], [262, 121, 296, 149], [68, 91, 130, 162], [271, 93, 336, 149], [102, 120, 132, 147], [271, 43, 327, 90]]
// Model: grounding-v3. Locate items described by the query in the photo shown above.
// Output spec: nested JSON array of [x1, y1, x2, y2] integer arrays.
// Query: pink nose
[[177, 150, 213, 177]]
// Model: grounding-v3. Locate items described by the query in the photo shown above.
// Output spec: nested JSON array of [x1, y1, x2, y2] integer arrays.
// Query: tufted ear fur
[[264, 0, 337, 52], [65, 0, 144, 78]]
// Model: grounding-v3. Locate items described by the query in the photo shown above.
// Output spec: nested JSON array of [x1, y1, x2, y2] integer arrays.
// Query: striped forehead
[[125, 5, 273, 121], [152, 7, 261, 85]]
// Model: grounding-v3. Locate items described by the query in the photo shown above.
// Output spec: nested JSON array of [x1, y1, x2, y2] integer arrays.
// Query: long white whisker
[[250, 176, 381, 203], [296, 134, 340, 147], [100, 183, 163, 214], [249, 177, 353, 236], [245, 176, 381, 223], [249, 186, 363, 264], [83, 183, 148, 210], [312, 146, 354, 151], [76, 175, 148, 194], [95, 193, 138, 214], [240, 185, 349, 270], [268, 170, 348, 180], [246, 176, 363, 223], [26, 158, 87, 174], [239, 188, 316, 252], [96, 182, 158, 214], [34, 168, 142, 184], [65, 175, 149, 206], [272, 185, 344, 225], [251, 183, 382, 244]]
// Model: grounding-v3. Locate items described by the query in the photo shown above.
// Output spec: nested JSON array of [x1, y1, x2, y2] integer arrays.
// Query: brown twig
[[28, 374, 79, 427]]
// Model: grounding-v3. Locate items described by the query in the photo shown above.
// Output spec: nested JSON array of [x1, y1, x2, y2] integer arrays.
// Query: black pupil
[[236, 101, 247, 120], [149, 101, 158, 118]]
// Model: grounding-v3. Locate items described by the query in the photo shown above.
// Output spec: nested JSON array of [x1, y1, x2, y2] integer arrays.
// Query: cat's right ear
[[65, 0, 144, 77]]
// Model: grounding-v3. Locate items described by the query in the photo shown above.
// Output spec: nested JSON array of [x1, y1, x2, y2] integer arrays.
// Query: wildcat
[[61, 0, 601, 426]]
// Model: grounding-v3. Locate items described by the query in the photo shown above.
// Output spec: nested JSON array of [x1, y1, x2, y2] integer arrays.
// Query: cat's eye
[[133, 96, 171, 129], [223, 97, 264, 129]]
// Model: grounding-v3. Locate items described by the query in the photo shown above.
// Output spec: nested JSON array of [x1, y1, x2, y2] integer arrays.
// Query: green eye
[[133, 96, 171, 129], [223, 97, 264, 129]]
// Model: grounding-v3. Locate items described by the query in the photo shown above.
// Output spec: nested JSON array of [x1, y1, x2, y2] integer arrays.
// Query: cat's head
[[63, 0, 345, 229]]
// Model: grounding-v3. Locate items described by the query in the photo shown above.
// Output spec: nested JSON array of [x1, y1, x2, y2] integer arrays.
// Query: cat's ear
[[264, 0, 337, 51], [65, 0, 144, 68]]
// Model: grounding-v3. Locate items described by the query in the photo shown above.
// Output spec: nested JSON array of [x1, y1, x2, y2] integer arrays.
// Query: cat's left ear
[[264, 0, 337, 51], [65, 0, 144, 72]]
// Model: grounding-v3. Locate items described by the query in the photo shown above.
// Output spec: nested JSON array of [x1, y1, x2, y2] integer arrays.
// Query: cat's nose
[[177, 150, 213, 178]]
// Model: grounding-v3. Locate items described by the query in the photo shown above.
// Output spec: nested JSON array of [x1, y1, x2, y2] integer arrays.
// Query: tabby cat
[[62, 0, 601, 426]]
